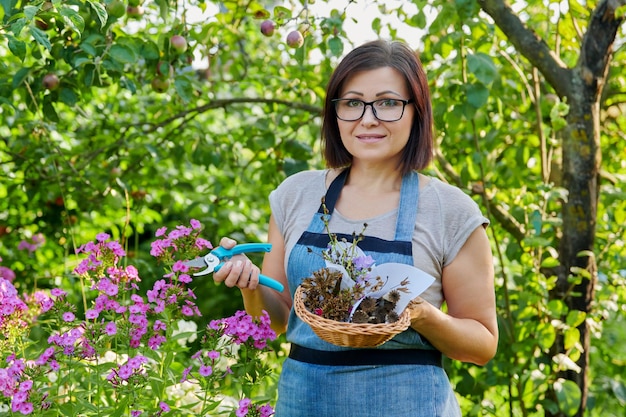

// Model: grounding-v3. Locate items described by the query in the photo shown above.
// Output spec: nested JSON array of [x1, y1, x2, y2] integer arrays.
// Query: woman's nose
[[360, 104, 379, 125]]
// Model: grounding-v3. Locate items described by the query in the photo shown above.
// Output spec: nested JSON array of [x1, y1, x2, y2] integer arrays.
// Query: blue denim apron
[[275, 169, 461, 416]]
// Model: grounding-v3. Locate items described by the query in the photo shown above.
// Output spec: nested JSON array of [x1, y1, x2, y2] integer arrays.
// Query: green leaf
[[547, 299, 566, 317], [407, 10, 426, 29], [467, 53, 497, 85], [371, 17, 381, 33], [12, 66, 30, 88], [60, 6, 85, 34], [88, 0, 108, 28], [23, 4, 37, 20], [7, 35, 26, 62], [273, 5, 291, 22], [174, 76, 193, 103], [29, 25, 52, 50], [42, 98, 59, 122], [465, 83, 489, 108], [554, 378, 582, 416], [140, 40, 161, 61], [536, 322, 556, 350], [109, 44, 137, 64], [328, 36, 343, 57], [59, 87, 79, 106], [0, 0, 12, 20], [541, 256, 560, 268], [9, 17, 27, 37], [566, 310, 586, 327], [564, 326, 580, 350]]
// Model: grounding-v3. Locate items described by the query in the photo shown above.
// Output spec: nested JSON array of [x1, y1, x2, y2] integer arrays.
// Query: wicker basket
[[294, 286, 412, 348]]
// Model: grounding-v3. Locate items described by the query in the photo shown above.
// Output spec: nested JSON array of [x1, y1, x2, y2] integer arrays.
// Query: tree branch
[[576, 0, 626, 99], [477, 0, 573, 97], [142, 97, 321, 133], [434, 150, 526, 242]]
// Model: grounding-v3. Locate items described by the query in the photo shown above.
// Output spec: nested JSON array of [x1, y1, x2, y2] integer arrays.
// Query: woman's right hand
[[211, 237, 263, 290]]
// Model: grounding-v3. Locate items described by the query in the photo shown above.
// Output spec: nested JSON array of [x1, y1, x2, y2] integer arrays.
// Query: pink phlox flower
[[17, 234, 44, 253], [236, 398, 252, 417], [127, 355, 147, 370], [153, 320, 166, 331], [172, 260, 189, 273], [49, 288, 66, 298], [0, 278, 28, 316], [178, 274, 192, 284], [96, 233, 110, 242], [159, 401, 170, 412], [198, 364, 212, 377], [0, 266, 16, 282], [129, 313, 148, 327], [259, 404, 275, 417], [104, 321, 117, 336], [155, 226, 168, 237], [131, 411, 143, 417], [195, 237, 212, 250], [190, 219, 201, 229], [105, 240, 125, 257], [80, 340, 96, 358], [36, 347, 56, 366], [148, 335, 166, 349], [117, 364, 133, 380], [207, 350, 220, 360], [18, 379, 32, 392], [62, 312, 75, 322], [96, 278, 118, 297], [168, 225, 192, 240], [125, 265, 140, 282], [30, 290, 53, 312], [153, 300, 165, 313], [85, 309, 99, 320], [150, 238, 172, 257], [180, 366, 192, 383], [181, 305, 194, 317]]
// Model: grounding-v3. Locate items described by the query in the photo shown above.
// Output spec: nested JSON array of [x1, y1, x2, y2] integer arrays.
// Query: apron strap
[[394, 171, 419, 241], [308, 168, 419, 243]]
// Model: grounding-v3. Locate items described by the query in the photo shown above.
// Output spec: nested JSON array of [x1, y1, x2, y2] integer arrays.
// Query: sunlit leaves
[[554, 378, 582, 416]]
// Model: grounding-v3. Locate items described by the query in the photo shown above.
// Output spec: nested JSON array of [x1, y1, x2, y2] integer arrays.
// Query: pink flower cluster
[[209, 310, 276, 350], [237, 398, 274, 417], [17, 234, 45, 254], [106, 354, 148, 386], [150, 219, 211, 259], [0, 278, 28, 326], [0, 220, 277, 416]]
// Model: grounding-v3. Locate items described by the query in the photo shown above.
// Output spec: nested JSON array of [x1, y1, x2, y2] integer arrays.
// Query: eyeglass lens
[[334, 99, 408, 122]]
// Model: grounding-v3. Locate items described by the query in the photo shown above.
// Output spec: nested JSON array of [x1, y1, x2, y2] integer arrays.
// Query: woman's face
[[336, 66, 414, 167]]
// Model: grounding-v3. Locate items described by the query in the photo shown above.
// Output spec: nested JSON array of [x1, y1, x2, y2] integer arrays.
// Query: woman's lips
[[356, 134, 385, 143]]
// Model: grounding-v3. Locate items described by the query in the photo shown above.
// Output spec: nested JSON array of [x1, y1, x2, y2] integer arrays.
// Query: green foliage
[[1, 0, 625, 415]]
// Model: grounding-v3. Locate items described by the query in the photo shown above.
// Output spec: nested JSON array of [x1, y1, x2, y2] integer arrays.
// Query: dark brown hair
[[321, 40, 433, 174]]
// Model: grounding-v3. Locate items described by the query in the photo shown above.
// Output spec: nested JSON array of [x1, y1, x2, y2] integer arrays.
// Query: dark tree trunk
[[477, 0, 624, 415]]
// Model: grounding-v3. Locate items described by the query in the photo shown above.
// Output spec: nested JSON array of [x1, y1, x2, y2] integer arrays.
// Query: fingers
[[214, 257, 261, 290], [219, 236, 237, 249]]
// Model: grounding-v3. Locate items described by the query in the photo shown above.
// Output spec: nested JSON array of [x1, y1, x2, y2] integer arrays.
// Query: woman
[[213, 39, 498, 416]]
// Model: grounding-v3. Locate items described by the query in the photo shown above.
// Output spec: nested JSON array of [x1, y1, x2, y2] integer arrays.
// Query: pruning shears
[[183, 243, 284, 292]]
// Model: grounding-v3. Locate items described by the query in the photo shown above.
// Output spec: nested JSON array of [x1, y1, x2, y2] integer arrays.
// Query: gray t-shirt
[[269, 169, 489, 307]]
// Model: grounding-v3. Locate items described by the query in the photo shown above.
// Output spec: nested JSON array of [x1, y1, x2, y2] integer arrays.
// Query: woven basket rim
[[294, 285, 411, 337]]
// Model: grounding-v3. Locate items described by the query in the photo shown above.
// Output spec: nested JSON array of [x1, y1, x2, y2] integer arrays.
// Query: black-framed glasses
[[332, 98, 413, 122]]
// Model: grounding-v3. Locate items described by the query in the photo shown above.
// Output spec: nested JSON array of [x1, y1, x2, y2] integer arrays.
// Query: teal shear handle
[[210, 243, 272, 259], [189, 243, 284, 292], [212, 263, 284, 292]]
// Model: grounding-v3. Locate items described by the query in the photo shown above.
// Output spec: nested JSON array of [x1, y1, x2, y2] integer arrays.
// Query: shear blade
[[183, 258, 207, 268]]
